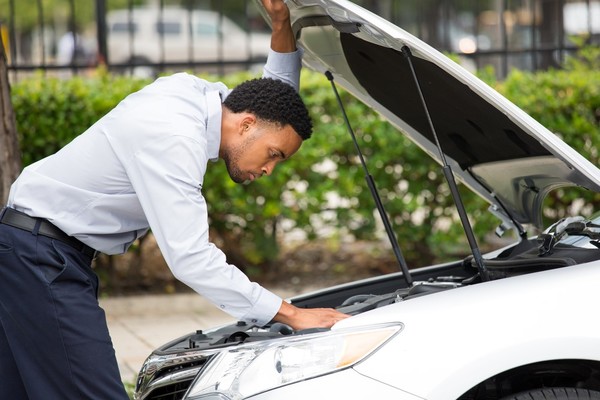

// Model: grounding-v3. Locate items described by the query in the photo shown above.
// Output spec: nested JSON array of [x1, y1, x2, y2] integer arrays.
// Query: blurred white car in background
[[106, 7, 271, 74]]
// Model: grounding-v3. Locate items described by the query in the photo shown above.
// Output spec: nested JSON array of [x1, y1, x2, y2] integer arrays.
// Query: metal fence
[[1, 0, 273, 80], [1, 0, 599, 81]]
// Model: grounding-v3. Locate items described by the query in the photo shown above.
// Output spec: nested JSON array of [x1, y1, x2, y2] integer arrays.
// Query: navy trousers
[[0, 222, 129, 399]]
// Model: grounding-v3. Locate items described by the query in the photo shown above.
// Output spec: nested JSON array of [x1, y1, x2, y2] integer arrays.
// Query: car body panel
[[341, 262, 600, 398], [247, 367, 423, 400]]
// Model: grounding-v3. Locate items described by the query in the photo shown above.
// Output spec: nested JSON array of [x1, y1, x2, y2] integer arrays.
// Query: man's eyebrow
[[276, 148, 287, 159]]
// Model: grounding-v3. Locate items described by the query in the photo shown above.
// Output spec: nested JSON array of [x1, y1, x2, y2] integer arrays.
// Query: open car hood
[[259, 0, 600, 229]]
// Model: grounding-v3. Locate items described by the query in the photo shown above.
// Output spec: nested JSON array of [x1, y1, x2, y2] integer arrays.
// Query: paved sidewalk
[[100, 288, 297, 383]]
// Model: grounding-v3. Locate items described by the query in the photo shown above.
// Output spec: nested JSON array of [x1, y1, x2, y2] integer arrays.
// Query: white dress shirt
[[8, 49, 303, 325]]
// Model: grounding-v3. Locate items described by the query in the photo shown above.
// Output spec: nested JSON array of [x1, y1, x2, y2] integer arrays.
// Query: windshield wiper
[[401, 46, 489, 282], [326, 71, 414, 288]]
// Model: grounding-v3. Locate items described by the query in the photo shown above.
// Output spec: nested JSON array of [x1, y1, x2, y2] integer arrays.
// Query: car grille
[[137, 358, 209, 400], [145, 379, 195, 400]]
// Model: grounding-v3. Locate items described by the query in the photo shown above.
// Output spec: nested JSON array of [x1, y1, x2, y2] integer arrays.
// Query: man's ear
[[239, 114, 257, 136]]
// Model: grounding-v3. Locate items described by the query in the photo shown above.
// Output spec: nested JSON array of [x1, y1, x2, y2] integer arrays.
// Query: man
[[0, 0, 348, 398]]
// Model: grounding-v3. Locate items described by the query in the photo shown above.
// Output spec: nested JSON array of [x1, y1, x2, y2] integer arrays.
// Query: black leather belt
[[0, 207, 98, 259]]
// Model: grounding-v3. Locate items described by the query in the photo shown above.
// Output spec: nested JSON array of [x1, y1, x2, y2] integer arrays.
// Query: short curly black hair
[[223, 78, 312, 140]]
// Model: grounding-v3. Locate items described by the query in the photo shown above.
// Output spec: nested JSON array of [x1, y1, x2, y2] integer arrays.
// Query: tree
[[0, 37, 20, 204]]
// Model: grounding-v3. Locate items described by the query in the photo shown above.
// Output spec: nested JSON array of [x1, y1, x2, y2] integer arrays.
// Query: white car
[[133, 0, 600, 399], [106, 7, 271, 73]]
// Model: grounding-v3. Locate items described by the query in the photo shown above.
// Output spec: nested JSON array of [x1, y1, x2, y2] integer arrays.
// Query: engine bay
[[146, 214, 600, 358]]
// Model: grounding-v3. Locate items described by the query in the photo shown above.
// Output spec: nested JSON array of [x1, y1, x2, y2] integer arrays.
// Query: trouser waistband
[[0, 207, 98, 259]]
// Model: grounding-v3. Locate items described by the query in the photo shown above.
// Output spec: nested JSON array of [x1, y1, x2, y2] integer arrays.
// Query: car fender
[[337, 262, 600, 399]]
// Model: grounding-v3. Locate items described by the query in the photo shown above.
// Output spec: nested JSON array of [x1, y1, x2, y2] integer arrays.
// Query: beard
[[222, 136, 253, 184], [222, 151, 245, 184]]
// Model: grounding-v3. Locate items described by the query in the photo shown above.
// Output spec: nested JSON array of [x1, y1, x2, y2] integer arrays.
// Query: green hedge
[[10, 47, 600, 274], [11, 71, 150, 166]]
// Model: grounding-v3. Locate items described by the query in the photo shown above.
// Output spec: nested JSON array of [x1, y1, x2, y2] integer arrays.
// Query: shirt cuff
[[263, 48, 304, 91], [241, 287, 283, 326]]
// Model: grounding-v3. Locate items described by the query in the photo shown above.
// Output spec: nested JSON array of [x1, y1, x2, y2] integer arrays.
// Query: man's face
[[222, 121, 302, 184]]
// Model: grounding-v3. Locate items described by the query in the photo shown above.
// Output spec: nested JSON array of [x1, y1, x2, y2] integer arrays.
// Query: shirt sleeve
[[125, 134, 282, 326], [262, 48, 303, 92]]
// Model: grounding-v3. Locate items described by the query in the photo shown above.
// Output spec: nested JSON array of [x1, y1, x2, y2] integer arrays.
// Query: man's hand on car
[[274, 300, 350, 330]]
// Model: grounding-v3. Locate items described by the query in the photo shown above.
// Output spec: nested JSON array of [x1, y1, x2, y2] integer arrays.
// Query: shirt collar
[[206, 90, 224, 162]]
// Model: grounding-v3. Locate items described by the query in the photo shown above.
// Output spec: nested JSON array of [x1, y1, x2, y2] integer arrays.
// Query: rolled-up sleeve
[[263, 48, 303, 92]]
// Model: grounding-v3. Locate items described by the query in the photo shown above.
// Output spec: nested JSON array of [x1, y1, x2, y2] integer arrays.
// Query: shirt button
[[220, 305, 225, 309], [251, 319, 258, 323]]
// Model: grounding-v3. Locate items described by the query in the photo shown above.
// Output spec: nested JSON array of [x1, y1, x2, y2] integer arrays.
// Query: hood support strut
[[326, 71, 414, 288], [401, 46, 490, 282]]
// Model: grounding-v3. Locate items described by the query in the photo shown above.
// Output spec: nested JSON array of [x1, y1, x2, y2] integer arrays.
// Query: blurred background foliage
[[0, 0, 141, 30], [0, 0, 264, 39], [9, 46, 600, 291]]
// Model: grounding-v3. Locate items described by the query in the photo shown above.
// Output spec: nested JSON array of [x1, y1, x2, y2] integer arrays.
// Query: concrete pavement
[[100, 288, 297, 383]]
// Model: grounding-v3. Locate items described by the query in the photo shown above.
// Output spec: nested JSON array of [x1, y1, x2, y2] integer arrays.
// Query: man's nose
[[261, 166, 272, 176], [261, 161, 277, 176]]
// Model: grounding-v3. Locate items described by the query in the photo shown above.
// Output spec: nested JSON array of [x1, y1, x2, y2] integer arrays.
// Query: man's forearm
[[270, 19, 296, 53], [263, 0, 296, 53]]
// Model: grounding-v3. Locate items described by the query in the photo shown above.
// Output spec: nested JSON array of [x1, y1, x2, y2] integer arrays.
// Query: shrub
[[11, 70, 150, 166], [10, 47, 600, 288]]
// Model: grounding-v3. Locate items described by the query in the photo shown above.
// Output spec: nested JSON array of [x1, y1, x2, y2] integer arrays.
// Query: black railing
[[1, 0, 598, 82], [2, 0, 272, 80]]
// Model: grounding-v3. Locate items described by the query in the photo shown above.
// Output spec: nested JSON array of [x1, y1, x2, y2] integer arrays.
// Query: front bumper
[[244, 368, 423, 400]]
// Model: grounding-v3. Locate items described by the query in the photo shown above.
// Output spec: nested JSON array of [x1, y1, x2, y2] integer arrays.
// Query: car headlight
[[185, 323, 402, 400]]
